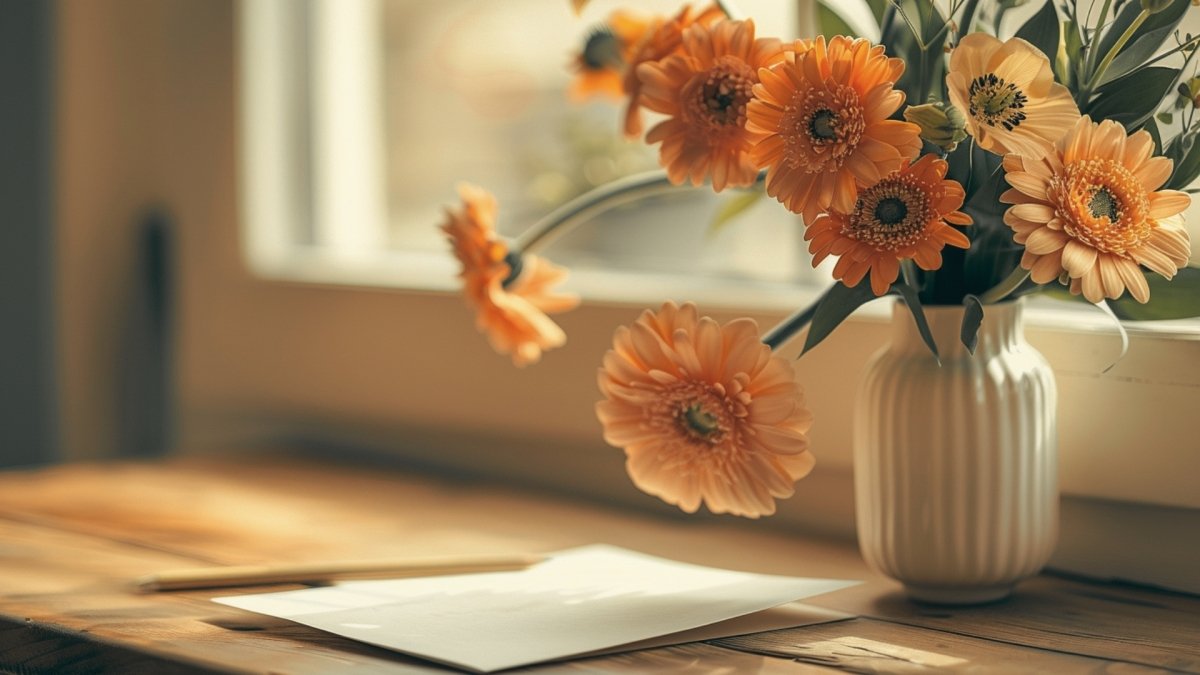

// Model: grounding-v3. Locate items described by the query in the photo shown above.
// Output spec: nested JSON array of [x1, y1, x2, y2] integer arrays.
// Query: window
[[242, 0, 827, 294], [230, 0, 1199, 588]]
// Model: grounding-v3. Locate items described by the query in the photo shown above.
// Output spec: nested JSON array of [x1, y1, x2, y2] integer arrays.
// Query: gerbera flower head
[[441, 184, 580, 366], [637, 19, 785, 191], [1001, 116, 1192, 303], [568, 10, 652, 102], [806, 154, 972, 296], [946, 34, 1080, 160], [596, 302, 815, 518], [747, 36, 922, 224], [621, 3, 725, 139]]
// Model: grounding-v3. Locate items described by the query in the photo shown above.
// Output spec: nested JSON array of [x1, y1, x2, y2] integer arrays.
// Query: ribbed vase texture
[[854, 301, 1058, 604]]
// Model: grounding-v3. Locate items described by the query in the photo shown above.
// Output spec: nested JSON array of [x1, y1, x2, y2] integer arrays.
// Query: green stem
[[512, 170, 768, 256], [1084, 9, 1150, 95], [978, 266, 1031, 304], [900, 259, 921, 294], [761, 304, 818, 351], [917, 46, 930, 104], [1084, 0, 1114, 79], [761, 282, 839, 351], [879, 1, 898, 41]]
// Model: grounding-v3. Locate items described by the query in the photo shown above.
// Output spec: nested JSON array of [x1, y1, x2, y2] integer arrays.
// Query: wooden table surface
[[0, 454, 1196, 674]]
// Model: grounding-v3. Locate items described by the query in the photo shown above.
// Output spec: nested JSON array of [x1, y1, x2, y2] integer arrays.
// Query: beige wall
[[56, 0, 236, 460], [55, 1, 1200, 519]]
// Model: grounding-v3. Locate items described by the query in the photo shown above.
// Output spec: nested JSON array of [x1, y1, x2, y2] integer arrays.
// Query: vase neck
[[888, 300, 1024, 360]]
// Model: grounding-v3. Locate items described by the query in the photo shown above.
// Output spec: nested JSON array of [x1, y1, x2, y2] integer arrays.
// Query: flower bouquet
[[439, 0, 1200, 532]]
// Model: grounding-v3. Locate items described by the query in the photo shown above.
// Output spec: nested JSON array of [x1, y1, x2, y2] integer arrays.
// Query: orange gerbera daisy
[[568, 10, 652, 102], [747, 36, 922, 224], [596, 302, 815, 518], [807, 154, 972, 296], [441, 184, 580, 366], [1001, 117, 1192, 303], [946, 34, 1080, 160], [621, 3, 724, 138], [637, 19, 785, 191]]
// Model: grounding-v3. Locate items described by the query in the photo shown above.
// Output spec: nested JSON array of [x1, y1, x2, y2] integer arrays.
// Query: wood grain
[[0, 456, 861, 673], [0, 455, 1195, 674], [713, 618, 1169, 674], [809, 577, 1200, 672]]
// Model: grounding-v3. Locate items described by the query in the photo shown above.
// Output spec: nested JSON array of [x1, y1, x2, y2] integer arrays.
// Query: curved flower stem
[[978, 266, 1031, 304], [761, 301, 820, 352], [512, 172, 682, 256], [512, 170, 767, 256], [761, 280, 845, 351]]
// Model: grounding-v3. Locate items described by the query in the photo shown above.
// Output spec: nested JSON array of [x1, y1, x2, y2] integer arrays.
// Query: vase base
[[903, 582, 1013, 606]]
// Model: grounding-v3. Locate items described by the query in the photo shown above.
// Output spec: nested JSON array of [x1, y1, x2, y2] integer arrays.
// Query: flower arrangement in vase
[[438, 0, 1200, 602]]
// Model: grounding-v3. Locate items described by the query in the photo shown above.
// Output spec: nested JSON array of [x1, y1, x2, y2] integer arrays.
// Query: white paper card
[[214, 544, 857, 672]]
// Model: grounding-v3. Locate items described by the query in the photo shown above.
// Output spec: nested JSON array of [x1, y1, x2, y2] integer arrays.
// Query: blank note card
[[215, 544, 857, 672]]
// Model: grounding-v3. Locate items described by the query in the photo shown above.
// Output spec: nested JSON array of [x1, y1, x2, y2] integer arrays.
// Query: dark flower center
[[809, 108, 838, 141], [692, 60, 756, 128], [681, 404, 722, 440], [874, 197, 909, 226], [846, 175, 933, 251], [1088, 186, 1121, 221], [581, 28, 622, 70], [967, 73, 1028, 131]]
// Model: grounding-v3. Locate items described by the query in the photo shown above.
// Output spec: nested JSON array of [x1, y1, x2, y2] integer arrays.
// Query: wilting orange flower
[[621, 3, 724, 139], [568, 11, 652, 102], [596, 302, 815, 518], [637, 19, 785, 191], [1001, 117, 1192, 303], [807, 154, 972, 296], [946, 34, 1080, 160], [747, 36, 922, 224], [441, 184, 580, 366]]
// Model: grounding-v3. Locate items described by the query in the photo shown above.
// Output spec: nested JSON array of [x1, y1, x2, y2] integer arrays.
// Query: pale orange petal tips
[[441, 184, 580, 366], [1000, 117, 1192, 303]]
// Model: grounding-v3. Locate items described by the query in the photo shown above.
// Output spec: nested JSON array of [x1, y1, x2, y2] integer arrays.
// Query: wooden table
[[0, 454, 1196, 674]]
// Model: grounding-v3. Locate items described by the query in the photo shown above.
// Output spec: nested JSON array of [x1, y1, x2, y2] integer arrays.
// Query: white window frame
[[227, 0, 1200, 591]]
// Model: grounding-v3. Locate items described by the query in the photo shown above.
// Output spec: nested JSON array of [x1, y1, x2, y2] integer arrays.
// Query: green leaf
[[1099, 14, 1192, 87], [1060, 18, 1084, 88], [882, 0, 949, 103], [865, 0, 888, 24], [1095, 300, 1131, 373], [817, 0, 857, 38], [1167, 133, 1200, 190], [1104, 267, 1200, 320], [891, 283, 941, 362], [1145, 118, 1164, 155], [707, 188, 763, 237], [1087, 67, 1180, 131], [1014, 1, 1060, 73], [960, 295, 985, 354], [957, 0, 982, 38], [801, 279, 880, 356], [1094, 0, 1191, 68], [1165, 131, 1191, 167]]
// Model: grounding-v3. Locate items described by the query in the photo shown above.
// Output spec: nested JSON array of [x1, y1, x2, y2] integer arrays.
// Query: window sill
[[216, 246, 1200, 513]]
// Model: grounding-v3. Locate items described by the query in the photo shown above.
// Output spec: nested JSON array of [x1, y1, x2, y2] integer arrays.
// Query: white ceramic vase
[[854, 300, 1058, 605]]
